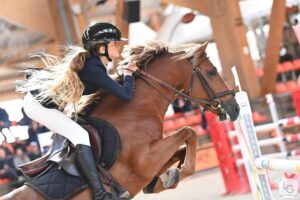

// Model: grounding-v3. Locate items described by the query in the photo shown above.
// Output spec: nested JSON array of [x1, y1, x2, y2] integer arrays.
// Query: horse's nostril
[[234, 105, 240, 114]]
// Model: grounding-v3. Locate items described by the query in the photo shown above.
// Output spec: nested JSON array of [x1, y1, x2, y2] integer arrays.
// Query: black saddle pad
[[78, 114, 121, 169], [25, 163, 88, 200]]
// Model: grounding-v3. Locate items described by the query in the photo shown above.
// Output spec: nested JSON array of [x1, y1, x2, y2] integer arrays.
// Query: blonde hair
[[17, 46, 90, 110]]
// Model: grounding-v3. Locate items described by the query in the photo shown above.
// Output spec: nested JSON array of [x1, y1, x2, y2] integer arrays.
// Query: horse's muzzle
[[220, 100, 240, 121]]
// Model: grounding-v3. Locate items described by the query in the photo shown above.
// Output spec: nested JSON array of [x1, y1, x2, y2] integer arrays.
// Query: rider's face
[[107, 41, 122, 59]]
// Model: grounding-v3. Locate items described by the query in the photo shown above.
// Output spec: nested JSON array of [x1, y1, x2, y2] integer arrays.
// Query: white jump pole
[[232, 137, 282, 152], [232, 133, 300, 152], [228, 117, 300, 138], [236, 149, 300, 167], [255, 157, 300, 173], [231, 67, 273, 200], [254, 116, 300, 132]]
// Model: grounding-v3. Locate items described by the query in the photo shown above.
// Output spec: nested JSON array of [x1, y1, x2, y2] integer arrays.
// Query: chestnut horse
[[2, 41, 239, 200]]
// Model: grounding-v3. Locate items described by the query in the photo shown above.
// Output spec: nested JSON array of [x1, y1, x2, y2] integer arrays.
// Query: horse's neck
[[91, 57, 185, 122], [132, 79, 174, 117]]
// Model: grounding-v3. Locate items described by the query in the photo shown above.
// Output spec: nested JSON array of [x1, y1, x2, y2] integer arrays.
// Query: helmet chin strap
[[99, 44, 112, 62]]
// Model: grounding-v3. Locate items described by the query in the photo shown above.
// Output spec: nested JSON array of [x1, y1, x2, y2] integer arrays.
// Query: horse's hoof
[[160, 168, 180, 189]]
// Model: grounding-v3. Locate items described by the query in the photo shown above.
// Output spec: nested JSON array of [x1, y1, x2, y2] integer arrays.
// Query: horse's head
[[179, 42, 240, 121], [119, 41, 239, 121]]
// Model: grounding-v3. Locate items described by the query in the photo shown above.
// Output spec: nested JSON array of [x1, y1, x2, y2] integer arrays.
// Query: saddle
[[19, 114, 130, 199], [19, 115, 120, 176]]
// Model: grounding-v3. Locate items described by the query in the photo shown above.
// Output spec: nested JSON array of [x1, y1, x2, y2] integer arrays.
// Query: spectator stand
[[0, 109, 49, 195]]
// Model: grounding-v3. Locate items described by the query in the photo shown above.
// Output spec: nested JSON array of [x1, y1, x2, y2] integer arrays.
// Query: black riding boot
[[75, 144, 113, 200]]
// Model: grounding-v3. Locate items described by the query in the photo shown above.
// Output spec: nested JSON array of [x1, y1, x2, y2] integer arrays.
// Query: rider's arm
[[81, 63, 135, 101]]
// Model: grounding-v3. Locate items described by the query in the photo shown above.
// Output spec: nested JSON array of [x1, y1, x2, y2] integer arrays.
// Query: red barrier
[[163, 111, 205, 136], [206, 113, 250, 194], [292, 88, 300, 117]]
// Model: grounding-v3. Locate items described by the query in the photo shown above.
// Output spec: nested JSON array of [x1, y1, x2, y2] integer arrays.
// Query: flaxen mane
[[118, 40, 206, 70], [77, 40, 207, 113]]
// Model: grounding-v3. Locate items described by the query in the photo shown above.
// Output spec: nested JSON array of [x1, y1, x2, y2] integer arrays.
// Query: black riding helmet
[[82, 22, 127, 61]]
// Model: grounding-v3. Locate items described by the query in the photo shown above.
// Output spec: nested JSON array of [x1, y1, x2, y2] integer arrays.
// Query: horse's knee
[[180, 126, 196, 136], [179, 126, 197, 143]]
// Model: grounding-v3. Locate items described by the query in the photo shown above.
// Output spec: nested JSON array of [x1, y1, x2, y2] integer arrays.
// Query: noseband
[[129, 55, 235, 115]]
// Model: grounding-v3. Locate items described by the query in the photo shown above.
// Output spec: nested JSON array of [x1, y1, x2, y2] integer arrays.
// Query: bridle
[[185, 55, 235, 112], [126, 54, 235, 115]]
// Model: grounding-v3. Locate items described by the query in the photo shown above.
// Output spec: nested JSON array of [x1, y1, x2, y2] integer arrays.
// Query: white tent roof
[[147, 0, 300, 44]]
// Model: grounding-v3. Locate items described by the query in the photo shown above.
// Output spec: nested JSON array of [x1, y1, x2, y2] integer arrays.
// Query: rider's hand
[[124, 62, 139, 76]]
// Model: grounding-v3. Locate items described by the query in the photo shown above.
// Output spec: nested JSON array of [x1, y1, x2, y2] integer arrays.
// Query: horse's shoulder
[[136, 117, 163, 140]]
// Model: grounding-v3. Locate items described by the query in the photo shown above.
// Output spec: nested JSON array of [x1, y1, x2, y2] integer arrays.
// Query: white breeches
[[23, 92, 90, 146]]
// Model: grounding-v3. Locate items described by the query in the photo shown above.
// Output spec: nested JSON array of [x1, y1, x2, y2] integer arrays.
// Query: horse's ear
[[201, 41, 208, 50], [197, 41, 208, 55]]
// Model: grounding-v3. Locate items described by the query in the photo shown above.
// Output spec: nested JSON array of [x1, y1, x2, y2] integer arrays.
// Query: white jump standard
[[230, 66, 297, 200]]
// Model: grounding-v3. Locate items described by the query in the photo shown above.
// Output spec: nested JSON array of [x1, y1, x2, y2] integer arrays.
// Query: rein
[[124, 55, 235, 113], [135, 70, 212, 105]]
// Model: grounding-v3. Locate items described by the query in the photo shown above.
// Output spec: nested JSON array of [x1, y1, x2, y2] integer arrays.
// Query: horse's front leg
[[139, 126, 198, 192], [143, 146, 186, 193], [157, 145, 186, 175]]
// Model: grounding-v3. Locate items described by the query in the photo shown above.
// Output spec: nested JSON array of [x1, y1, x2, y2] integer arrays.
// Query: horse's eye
[[207, 69, 217, 78]]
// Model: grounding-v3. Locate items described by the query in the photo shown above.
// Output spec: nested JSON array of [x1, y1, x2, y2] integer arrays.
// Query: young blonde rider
[[19, 22, 138, 200]]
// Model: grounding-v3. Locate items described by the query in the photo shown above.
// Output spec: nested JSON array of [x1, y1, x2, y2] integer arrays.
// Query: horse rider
[[18, 22, 139, 200]]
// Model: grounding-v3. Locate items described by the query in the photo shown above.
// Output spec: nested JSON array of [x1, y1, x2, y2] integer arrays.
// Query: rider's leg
[[75, 145, 113, 200], [23, 92, 113, 200], [23, 93, 90, 146]]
